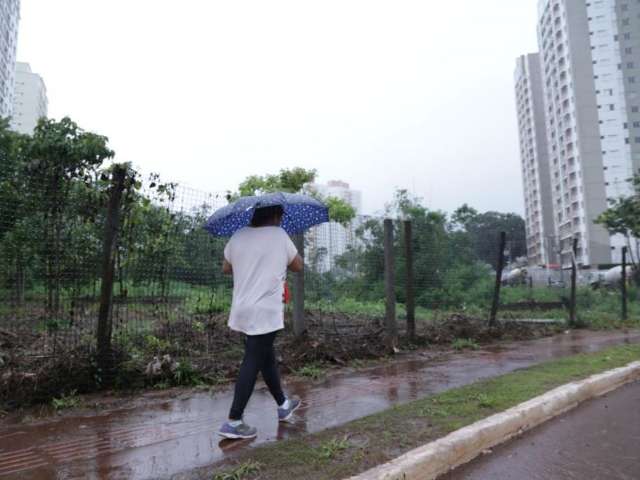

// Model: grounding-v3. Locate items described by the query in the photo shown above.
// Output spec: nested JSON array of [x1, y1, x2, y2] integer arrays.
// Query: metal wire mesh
[[1, 172, 637, 362]]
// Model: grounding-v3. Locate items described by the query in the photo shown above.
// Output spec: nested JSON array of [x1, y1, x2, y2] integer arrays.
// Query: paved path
[[0, 330, 638, 480], [442, 379, 640, 480]]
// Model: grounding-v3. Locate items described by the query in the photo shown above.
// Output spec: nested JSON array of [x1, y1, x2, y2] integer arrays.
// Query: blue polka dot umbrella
[[204, 192, 329, 237]]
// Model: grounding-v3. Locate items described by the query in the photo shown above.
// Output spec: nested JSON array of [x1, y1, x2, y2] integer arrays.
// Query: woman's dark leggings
[[229, 331, 286, 421]]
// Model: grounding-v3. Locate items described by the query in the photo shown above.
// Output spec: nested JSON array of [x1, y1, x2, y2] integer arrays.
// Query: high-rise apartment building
[[515, 53, 557, 265], [10, 62, 47, 134], [309, 180, 363, 214], [0, 0, 20, 118], [516, 0, 640, 267], [306, 181, 363, 273]]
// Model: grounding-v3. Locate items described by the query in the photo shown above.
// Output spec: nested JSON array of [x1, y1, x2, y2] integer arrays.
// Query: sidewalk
[[0, 330, 638, 480], [441, 379, 640, 480]]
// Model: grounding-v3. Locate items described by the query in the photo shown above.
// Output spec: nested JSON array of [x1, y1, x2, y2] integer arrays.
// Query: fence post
[[293, 233, 306, 337], [622, 246, 628, 321], [384, 219, 398, 350], [404, 220, 415, 341], [569, 238, 578, 327], [96, 165, 127, 386], [489, 231, 506, 327]]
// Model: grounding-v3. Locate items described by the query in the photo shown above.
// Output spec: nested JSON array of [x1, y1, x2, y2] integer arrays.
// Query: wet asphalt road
[[442, 380, 640, 480]]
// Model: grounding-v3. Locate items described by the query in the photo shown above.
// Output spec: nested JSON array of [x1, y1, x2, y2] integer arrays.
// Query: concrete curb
[[347, 360, 640, 480]]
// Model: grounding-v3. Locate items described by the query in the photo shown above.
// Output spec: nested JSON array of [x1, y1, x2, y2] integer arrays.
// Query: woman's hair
[[251, 205, 284, 227]]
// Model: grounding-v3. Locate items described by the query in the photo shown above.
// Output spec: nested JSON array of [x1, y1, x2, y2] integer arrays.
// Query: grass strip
[[197, 344, 640, 480]]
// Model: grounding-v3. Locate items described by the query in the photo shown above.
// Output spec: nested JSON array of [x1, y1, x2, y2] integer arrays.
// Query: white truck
[[589, 265, 637, 288], [502, 267, 528, 286]]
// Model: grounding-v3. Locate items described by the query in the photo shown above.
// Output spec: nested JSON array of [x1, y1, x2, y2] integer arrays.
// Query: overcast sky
[[17, 0, 539, 215]]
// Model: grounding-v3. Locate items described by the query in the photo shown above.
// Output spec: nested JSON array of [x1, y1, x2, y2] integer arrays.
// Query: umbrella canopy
[[204, 192, 329, 237]]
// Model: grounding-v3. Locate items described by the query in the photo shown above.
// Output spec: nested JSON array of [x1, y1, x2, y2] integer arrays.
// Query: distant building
[[0, 0, 20, 118], [515, 53, 556, 266], [306, 181, 363, 273], [516, 0, 640, 267], [10, 62, 47, 134], [308, 180, 363, 215]]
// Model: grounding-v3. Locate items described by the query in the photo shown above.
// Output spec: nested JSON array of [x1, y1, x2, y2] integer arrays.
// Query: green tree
[[596, 174, 640, 276], [22, 117, 114, 313], [0, 119, 32, 304], [452, 204, 526, 268], [333, 190, 474, 307], [231, 168, 356, 224], [332, 192, 515, 310], [323, 196, 357, 225], [595, 174, 640, 239], [390, 190, 472, 307], [235, 167, 317, 196], [113, 171, 186, 300]]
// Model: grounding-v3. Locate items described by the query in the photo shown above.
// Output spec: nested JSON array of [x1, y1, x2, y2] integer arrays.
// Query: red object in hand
[[283, 282, 291, 304]]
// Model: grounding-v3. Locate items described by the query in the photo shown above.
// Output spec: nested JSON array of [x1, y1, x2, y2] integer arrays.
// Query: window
[[633, 106, 640, 113], [634, 122, 640, 128], [625, 47, 633, 54], [628, 62, 636, 69], [610, 104, 615, 111], [631, 77, 637, 83]]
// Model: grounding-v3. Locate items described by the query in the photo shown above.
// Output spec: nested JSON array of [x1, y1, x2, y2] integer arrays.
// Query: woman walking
[[217, 205, 303, 439]]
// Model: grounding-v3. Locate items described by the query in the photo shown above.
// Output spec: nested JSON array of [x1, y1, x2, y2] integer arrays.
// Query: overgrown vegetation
[[319, 190, 526, 311], [0, 312, 560, 409], [596, 173, 640, 280], [317, 436, 350, 460], [51, 390, 81, 411]]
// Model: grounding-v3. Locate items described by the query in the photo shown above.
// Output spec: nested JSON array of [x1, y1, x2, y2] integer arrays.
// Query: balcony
[[560, 230, 576, 241]]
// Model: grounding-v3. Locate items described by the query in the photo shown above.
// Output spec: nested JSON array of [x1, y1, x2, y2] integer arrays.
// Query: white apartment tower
[[517, 0, 640, 267], [310, 180, 363, 214], [10, 62, 47, 134], [306, 181, 363, 273], [515, 53, 557, 266], [0, 0, 20, 118]]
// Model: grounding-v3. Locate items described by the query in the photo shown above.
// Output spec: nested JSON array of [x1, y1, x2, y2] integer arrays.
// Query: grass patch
[[172, 361, 205, 387], [51, 390, 81, 411], [206, 343, 640, 480], [451, 338, 480, 351], [293, 363, 326, 380], [212, 461, 262, 480], [317, 436, 350, 460]]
